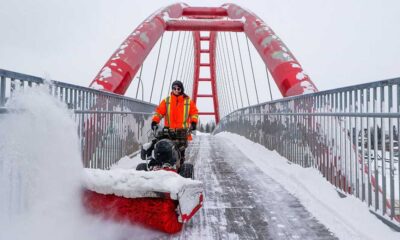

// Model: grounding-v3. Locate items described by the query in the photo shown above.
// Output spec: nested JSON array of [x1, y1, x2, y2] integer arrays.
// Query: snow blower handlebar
[[156, 127, 191, 140], [142, 127, 191, 161]]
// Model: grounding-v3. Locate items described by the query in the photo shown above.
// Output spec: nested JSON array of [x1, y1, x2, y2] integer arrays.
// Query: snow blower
[[82, 128, 203, 234]]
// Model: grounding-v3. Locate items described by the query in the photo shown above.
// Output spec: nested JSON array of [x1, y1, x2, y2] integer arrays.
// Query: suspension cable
[[222, 32, 240, 109], [245, 36, 260, 104], [182, 51, 190, 90], [168, 31, 182, 91], [189, 49, 195, 96], [220, 33, 238, 109], [159, 32, 175, 103], [174, 31, 187, 81], [216, 38, 231, 116], [179, 32, 191, 82], [149, 34, 164, 103], [188, 56, 194, 97], [217, 37, 234, 113], [215, 44, 224, 116], [215, 53, 224, 116], [216, 43, 229, 116], [217, 39, 235, 112], [140, 78, 144, 100], [220, 49, 232, 114], [227, 33, 244, 108], [235, 33, 250, 106], [266, 67, 274, 101], [217, 70, 226, 117], [184, 37, 194, 96], [135, 64, 144, 100], [188, 47, 194, 95], [182, 33, 191, 89]]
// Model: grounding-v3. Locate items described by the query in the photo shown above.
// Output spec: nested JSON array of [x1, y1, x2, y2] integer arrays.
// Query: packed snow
[[216, 132, 400, 240]]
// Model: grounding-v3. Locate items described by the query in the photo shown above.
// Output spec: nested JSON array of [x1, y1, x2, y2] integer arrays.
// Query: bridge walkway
[[173, 135, 337, 240]]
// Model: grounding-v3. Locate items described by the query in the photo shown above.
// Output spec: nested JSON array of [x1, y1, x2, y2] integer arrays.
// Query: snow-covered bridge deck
[[158, 133, 399, 240], [177, 134, 336, 239]]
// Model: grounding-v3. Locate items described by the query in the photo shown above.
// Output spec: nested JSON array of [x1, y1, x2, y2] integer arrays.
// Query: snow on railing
[[215, 77, 400, 227]]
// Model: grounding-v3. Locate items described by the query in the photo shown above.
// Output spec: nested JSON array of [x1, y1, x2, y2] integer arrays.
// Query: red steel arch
[[89, 3, 186, 95], [89, 3, 318, 122], [222, 4, 318, 96]]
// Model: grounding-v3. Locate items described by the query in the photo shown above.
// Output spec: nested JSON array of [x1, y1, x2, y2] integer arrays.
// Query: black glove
[[190, 122, 197, 131], [151, 121, 158, 130]]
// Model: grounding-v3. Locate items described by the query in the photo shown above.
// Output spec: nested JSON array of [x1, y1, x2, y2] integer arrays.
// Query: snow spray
[[0, 86, 160, 240]]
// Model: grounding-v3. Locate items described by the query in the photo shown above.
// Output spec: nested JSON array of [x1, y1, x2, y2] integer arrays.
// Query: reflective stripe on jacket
[[152, 93, 199, 129]]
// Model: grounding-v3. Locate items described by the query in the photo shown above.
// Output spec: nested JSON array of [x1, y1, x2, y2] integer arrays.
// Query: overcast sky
[[1, 0, 400, 118]]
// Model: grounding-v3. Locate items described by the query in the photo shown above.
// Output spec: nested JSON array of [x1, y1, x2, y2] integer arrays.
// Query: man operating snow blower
[[151, 80, 199, 167], [83, 81, 203, 233]]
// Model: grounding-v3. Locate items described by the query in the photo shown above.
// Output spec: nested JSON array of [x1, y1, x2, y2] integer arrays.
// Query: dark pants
[[180, 149, 185, 165]]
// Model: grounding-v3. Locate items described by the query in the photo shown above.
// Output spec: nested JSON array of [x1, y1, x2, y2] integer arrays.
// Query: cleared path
[[172, 135, 337, 240]]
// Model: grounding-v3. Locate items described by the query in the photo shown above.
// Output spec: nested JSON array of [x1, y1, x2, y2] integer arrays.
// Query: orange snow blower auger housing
[[82, 128, 203, 234]]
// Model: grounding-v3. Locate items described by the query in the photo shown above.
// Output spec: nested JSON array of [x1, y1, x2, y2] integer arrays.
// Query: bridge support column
[[192, 31, 220, 124]]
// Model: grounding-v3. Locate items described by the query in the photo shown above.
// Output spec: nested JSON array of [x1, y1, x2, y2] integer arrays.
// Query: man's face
[[172, 85, 182, 96]]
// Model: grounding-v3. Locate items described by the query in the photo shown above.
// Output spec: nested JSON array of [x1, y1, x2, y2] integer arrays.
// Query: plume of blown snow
[[0, 85, 161, 240]]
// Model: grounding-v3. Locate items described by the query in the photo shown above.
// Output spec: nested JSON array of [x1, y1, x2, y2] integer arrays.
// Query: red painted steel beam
[[89, 3, 186, 94], [90, 2, 318, 100], [166, 19, 244, 32], [197, 94, 213, 98], [198, 112, 216, 115], [182, 7, 228, 17], [191, 31, 220, 123], [192, 32, 201, 104], [209, 32, 220, 123], [223, 3, 318, 97]]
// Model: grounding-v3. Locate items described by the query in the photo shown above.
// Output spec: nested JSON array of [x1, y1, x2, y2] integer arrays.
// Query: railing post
[[0, 76, 6, 106]]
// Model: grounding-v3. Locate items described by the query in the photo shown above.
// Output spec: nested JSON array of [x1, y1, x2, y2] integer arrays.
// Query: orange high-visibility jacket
[[152, 93, 199, 129]]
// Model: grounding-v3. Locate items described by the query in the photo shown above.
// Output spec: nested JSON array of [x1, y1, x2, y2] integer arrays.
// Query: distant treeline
[[198, 122, 216, 133]]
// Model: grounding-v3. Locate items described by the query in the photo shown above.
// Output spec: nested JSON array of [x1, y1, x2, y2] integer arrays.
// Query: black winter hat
[[172, 80, 184, 93]]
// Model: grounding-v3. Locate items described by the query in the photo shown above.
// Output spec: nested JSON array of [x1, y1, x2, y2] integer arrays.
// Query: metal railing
[[0, 69, 155, 169], [215, 77, 400, 227]]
